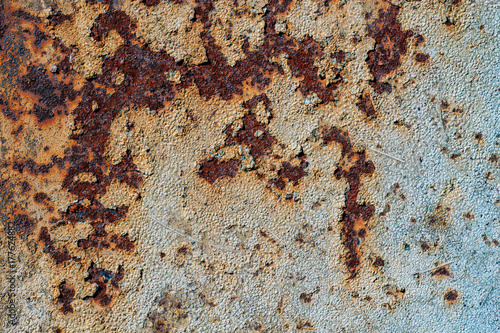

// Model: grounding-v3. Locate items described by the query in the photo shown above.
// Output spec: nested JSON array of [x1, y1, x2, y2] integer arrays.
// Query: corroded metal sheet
[[0, 0, 499, 331]]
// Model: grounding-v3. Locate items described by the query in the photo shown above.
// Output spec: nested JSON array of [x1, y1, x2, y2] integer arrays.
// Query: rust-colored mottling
[[270, 158, 309, 190], [367, 1, 412, 93], [444, 290, 458, 304], [421, 242, 430, 252], [39, 227, 72, 265], [19, 65, 78, 123], [141, 0, 162, 6], [34, 192, 49, 203], [198, 158, 239, 184], [415, 53, 430, 63], [11, 124, 23, 136], [57, 281, 75, 315], [225, 113, 276, 161], [84, 262, 122, 307], [13, 158, 54, 175], [12, 213, 35, 238], [91, 8, 137, 43], [357, 91, 377, 118], [414, 34, 425, 47], [322, 127, 375, 276], [431, 266, 450, 278]]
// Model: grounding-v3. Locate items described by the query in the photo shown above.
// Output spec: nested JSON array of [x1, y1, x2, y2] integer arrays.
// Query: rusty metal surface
[[0, 0, 499, 331]]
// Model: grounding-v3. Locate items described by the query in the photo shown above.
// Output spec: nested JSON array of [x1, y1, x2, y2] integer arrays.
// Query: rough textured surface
[[0, 0, 499, 332]]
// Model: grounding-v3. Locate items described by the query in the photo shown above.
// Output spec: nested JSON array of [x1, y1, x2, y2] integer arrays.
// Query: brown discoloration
[[198, 158, 239, 184], [19, 65, 78, 123], [322, 127, 375, 276], [34, 192, 49, 203], [367, 1, 413, 93], [431, 266, 450, 278], [299, 292, 312, 303], [225, 113, 276, 161], [12, 213, 35, 239], [444, 290, 458, 304], [373, 256, 384, 268], [83, 262, 123, 307], [91, 8, 137, 43], [420, 242, 430, 252], [38, 227, 72, 265], [296, 320, 314, 330], [147, 292, 189, 332], [270, 158, 309, 190], [415, 53, 430, 63], [57, 281, 75, 315], [357, 91, 377, 118]]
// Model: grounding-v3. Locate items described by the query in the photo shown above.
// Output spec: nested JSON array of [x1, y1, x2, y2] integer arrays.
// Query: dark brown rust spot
[[91, 8, 136, 43], [420, 242, 430, 252], [34, 192, 49, 203], [299, 292, 312, 303], [19, 65, 77, 123], [225, 113, 276, 161], [39, 227, 72, 264], [373, 256, 384, 268], [270, 158, 309, 190], [415, 53, 430, 63], [322, 127, 375, 276], [83, 262, 122, 307], [57, 281, 75, 315], [12, 213, 35, 239], [444, 290, 458, 304], [198, 158, 239, 184], [431, 266, 450, 278], [367, 1, 413, 93]]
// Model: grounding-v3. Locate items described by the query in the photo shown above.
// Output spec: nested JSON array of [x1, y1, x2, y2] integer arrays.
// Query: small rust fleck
[[415, 53, 430, 63], [444, 290, 458, 304], [373, 256, 384, 268], [299, 292, 312, 303], [431, 266, 450, 278], [225, 113, 275, 161]]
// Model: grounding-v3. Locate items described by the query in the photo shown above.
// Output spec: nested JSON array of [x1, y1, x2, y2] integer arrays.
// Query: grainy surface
[[0, 0, 499, 332]]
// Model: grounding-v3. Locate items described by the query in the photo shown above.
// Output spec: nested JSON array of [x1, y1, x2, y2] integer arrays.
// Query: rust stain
[[431, 266, 450, 278], [56, 281, 75, 315], [367, 0, 413, 94], [322, 127, 375, 276], [444, 289, 459, 304]]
